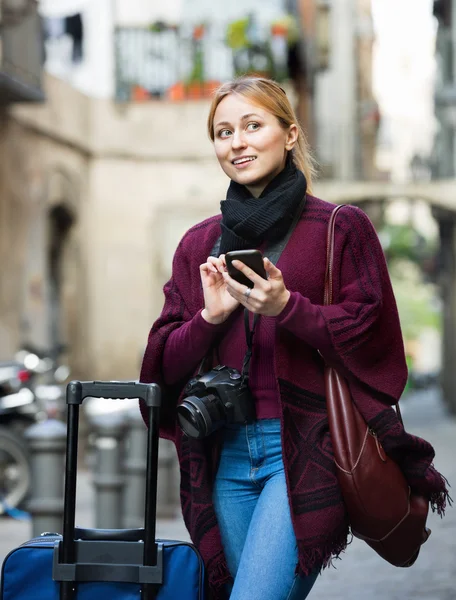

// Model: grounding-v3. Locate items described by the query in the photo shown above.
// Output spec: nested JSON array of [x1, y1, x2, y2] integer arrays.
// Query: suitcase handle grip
[[75, 527, 145, 542], [66, 380, 160, 407]]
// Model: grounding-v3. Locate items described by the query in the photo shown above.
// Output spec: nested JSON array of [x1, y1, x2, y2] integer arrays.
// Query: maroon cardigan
[[162, 299, 285, 419], [140, 195, 449, 599]]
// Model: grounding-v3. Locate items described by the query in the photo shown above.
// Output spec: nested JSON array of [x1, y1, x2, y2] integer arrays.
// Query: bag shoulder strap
[[324, 204, 345, 306], [325, 204, 404, 426]]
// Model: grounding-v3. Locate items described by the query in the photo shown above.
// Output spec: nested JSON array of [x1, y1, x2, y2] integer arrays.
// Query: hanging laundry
[[64, 13, 84, 63]]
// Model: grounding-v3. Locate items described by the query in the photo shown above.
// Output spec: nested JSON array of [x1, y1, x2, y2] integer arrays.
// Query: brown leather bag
[[324, 204, 431, 567]]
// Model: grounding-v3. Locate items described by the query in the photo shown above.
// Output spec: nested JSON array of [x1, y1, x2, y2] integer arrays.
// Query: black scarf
[[219, 155, 307, 255]]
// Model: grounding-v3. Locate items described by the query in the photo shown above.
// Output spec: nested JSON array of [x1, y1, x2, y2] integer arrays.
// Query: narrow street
[[0, 389, 454, 599]]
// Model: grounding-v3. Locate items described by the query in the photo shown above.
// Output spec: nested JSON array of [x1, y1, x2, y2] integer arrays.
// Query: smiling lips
[[232, 156, 257, 167]]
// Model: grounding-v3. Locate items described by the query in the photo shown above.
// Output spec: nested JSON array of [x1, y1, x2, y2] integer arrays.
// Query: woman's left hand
[[222, 258, 291, 317]]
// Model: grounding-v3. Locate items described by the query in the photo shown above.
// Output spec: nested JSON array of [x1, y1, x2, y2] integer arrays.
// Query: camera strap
[[210, 194, 307, 385], [241, 311, 259, 383]]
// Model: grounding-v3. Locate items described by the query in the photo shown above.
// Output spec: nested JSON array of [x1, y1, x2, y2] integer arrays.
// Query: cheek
[[214, 141, 228, 162], [270, 135, 288, 161], [214, 144, 233, 175], [254, 131, 286, 157]]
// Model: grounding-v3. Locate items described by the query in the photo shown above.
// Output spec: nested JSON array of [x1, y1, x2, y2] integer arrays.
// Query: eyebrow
[[214, 113, 262, 129]]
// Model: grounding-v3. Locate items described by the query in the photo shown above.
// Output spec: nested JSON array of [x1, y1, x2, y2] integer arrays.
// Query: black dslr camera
[[176, 365, 256, 439]]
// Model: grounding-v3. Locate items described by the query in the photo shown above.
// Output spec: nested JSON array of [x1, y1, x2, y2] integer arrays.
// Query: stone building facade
[[0, 73, 227, 379], [299, 0, 379, 180]]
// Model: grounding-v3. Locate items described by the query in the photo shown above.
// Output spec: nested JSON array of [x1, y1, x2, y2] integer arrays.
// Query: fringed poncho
[[140, 195, 450, 600]]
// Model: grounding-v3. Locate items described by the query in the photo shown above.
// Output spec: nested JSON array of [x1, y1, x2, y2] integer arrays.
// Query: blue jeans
[[213, 419, 319, 600]]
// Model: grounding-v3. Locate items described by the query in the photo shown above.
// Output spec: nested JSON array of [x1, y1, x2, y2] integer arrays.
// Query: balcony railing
[[114, 18, 297, 102], [0, 0, 45, 103]]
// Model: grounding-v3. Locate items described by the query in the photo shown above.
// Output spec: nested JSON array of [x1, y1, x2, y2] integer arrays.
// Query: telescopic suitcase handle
[[59, 380, 161, 600], [66, 380, 161, 407]]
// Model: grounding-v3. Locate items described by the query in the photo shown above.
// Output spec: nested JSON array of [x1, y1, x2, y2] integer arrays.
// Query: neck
[[244, 154, 288, 198], [245, 183, 265, 198]]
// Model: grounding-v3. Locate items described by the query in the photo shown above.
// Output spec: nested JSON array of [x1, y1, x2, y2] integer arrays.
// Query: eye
[[246, 122, 260, 131], [217, 129, 232, 139]]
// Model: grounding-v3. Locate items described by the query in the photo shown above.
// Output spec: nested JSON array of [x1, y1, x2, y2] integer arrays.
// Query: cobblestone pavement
[[0, 389, 454, 599]]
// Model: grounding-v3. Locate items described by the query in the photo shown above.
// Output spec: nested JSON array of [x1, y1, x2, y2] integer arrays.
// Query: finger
[[222, 270, 250, 297], [200, 266, 214, 288], [227, 284, 256, 309], [206, 256, 223, 273], [231, 260, 264, 286], [223, 272, 259, 306], [214, 255, 227, 272], [263, 257, 283, 279], [203, 265, 217, 275], [200, 262, 222, 277]]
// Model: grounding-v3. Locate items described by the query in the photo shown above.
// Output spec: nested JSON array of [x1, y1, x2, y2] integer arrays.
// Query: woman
[[140, 77, 449, 600]]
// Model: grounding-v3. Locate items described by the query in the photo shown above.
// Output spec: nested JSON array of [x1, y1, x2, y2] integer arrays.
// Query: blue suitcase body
[[1, 535, 205, 600], [0, 381, 206, 600]]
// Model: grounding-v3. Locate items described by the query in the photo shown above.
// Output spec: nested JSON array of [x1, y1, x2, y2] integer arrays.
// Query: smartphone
[[225, 249, 267, 288]]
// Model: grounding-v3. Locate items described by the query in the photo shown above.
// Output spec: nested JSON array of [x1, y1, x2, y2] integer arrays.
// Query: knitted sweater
[[163, 305, 285, 419], [140, 195, 449, 599]]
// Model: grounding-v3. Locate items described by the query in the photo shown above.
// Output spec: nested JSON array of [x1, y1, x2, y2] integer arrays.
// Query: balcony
[[0, 0, 45, 103], [114, 17, 299, 102]]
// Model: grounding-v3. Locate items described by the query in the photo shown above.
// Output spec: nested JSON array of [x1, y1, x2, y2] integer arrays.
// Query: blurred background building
[[1, 0, 456, 413]]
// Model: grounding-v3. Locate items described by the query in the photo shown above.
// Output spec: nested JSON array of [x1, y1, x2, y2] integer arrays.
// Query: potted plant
[[226, 15, 273, 79], [269, 14, 300, 82], [186, 23, 206, 99]]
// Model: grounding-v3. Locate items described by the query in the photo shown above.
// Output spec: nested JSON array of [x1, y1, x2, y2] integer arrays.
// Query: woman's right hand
[[200, 255, 240, 324]]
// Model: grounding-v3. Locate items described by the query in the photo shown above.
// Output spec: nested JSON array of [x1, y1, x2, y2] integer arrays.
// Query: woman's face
[[213, 94, 298, 197]]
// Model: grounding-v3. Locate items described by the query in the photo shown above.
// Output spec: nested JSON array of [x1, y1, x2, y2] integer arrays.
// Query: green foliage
[[379, 223, 437, 265], [226, 19, 251, 50], [389, 259, 441, 344], [188, 46, 204, 83], [225, 14, 299, 81], [380, 223, 441, 343], [270, 15, 300, 44]]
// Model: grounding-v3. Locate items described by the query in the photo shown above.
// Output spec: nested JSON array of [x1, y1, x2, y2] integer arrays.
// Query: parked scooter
[[0, 361, 35, 513], [0, 346, 70, 513], [14, 344, 70, 421]]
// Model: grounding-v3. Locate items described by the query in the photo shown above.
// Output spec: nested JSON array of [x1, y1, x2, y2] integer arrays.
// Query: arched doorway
[[44, 166, 84, 377], [47, 203, 75, 362]]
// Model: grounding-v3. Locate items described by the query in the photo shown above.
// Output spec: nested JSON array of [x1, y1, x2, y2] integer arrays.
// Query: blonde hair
[[207, 76, 317, 192]]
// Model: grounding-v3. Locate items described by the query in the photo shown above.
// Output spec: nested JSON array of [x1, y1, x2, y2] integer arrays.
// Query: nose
[[231, 129, 247, 150]]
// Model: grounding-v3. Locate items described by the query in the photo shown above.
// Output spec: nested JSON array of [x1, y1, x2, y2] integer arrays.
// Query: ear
[[285, 124, 299, 151]]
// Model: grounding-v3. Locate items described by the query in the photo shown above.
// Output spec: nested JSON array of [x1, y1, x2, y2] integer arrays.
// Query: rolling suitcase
[[1, 380, 206, 600]]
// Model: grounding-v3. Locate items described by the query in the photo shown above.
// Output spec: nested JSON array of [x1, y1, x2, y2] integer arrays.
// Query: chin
[[230, 169, 264, 187], [240, 176, 268, 191]]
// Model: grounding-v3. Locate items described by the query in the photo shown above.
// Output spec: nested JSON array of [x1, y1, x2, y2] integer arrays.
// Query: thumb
[[264, 257, 282, 279]]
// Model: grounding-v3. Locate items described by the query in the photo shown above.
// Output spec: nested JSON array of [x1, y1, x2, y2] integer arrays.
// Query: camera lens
[[177, 393, 225, 439], [177, 395, 212, 439], [177, 401, 206, 439]]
